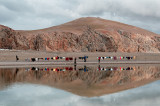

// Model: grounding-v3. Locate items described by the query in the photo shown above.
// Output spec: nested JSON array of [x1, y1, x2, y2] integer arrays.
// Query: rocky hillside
[[0, 17, 160, 52]]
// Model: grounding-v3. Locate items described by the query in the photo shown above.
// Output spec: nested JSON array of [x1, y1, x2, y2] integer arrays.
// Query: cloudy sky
[[0, 81, 160, 106], [0, 0, 160, 34]]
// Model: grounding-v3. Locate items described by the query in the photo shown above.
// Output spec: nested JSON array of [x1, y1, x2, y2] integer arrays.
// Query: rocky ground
[[0, 50, 160, 62]]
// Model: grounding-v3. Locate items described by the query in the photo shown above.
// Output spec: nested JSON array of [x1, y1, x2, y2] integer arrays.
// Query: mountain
[[0, 17, 160, 52]]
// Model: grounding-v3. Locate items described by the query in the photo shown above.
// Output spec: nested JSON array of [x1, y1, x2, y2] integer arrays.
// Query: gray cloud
[[76, 0, 160, 19], [0, 5, 17, 22], [76, 0, 160, 33], [0, 0, 159, 34], [0, 81, 160, 106], [0, 0, 33, 12]]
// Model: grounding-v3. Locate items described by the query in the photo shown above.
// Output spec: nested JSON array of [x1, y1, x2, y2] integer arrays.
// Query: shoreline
[[0, 61, 159, 68], [0, 50, 160, 67]]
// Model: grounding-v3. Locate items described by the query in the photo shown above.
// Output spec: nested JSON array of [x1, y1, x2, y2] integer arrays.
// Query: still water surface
[[0, 64, 160, 106]]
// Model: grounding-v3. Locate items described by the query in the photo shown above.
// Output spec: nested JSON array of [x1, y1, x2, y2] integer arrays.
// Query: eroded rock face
[[15, 28, 118, 52], [0, 25, 29, 50], [0, 25, 17, 49], [116, 30, 159, 52], [0, 17, 159, 52], [153, 36, 160, 51]]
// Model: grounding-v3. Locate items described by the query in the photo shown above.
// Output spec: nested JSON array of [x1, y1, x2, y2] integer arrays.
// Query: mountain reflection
[[0, 65, 160, 97]]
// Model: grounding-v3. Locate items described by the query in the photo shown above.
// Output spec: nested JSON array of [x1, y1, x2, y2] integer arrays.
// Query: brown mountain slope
[[0, 17, 160, 52]]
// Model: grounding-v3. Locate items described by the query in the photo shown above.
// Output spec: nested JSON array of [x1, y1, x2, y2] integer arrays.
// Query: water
[[0, 64, 160, 106]]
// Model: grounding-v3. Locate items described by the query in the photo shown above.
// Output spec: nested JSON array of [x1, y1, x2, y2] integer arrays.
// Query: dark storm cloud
[[0, 0, 159, 33]]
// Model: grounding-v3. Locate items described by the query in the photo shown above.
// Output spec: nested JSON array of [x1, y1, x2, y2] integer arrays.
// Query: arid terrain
[[0, 50, 160, 63], [0, 17, 160, 52]]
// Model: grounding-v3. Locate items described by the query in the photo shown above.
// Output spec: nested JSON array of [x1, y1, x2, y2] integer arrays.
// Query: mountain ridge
[[0, 17, 159, 52], [16, 17, 158, 35]]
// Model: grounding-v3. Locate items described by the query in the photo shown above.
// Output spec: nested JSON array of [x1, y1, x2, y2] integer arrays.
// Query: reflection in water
[[0, 65, 160, 97], [26, 65, 134, 72], [97, 65, 134, 71], [0, 81, 160, 106], [0, 65, 160, 105]]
